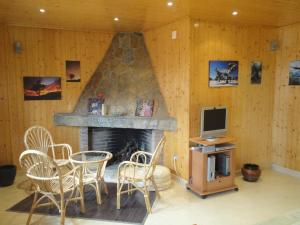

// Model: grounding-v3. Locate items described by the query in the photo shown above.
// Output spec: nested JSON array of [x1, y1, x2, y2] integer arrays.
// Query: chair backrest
[[147, 136, 166, 176], [24, 125, 54, 154], [19, 149, 61, 193]]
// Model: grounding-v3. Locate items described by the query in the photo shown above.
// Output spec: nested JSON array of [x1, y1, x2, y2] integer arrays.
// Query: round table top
[[70, 150, 112, 164]]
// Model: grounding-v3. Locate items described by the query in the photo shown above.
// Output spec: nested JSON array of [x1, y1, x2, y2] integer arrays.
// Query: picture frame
[[66, 60, 81, 82], [209, 60, 239, 87], [250, 61, 262, 84], [23, 76, 62, 101], [289, 61, 300, 85]]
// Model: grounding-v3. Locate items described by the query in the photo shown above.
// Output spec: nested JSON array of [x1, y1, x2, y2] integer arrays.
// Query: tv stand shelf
[[187, 136, 238, 199], [189, 136, 235, 146]]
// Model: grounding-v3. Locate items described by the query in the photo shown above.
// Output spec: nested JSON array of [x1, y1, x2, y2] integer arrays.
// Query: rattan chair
[[19, 150, 85, 225], [116, 137, 166, 213], [24, 125, 72, 166]]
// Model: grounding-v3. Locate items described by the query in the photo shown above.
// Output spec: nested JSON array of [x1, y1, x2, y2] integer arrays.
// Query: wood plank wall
[[0, 26, 13, 164], [3, 19, 299, 177], [0, 25, 113, 166], [272, 24, 300, 170], [144, 18, 191, 179], [190, 21, 277, 169]]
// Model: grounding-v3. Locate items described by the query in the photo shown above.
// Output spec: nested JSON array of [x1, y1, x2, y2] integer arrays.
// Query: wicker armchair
[[24, 125, 72, 167], [117, 137, 166, 213], [19, 150, 85, 225]]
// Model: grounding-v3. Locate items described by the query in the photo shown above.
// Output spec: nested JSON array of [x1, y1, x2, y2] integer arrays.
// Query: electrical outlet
[[173, 154, 178, 161]]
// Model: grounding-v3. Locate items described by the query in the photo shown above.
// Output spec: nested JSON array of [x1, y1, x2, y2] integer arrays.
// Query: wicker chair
[[116, 137, 166, 213], [24, 125, 72, 167], [19, 149, 85, 225]]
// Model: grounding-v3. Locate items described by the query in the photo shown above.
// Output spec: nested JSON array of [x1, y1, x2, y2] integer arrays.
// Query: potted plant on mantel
[[0, 164, 17, 187]]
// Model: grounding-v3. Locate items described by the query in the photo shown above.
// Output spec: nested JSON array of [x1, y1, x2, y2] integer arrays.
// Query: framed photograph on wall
[[23, 76, 62, 101], [209, 60, 239, 87], [289, 61, 300, 85], [66, 60, 81, 82], [250, 61, 262, 84]]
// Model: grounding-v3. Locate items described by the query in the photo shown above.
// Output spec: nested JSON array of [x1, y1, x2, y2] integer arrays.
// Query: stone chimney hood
[[54, 33, 176, 131]]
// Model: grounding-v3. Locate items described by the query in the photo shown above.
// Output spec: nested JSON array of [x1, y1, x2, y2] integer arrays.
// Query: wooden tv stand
[[187, 136, 238, 199]]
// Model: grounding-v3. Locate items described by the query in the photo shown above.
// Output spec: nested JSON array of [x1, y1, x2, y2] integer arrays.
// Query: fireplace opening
[[87, 127, 163, 165]]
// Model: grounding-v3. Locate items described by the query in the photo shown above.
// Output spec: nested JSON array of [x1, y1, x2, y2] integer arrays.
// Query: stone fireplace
[[54, 32, 176, 181]]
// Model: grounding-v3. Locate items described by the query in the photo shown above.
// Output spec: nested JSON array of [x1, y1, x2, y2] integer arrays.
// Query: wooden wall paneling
[[190, 21, 277, 169], [144, 18, 191, 179], [2, 26, 113, 166], [0, 25, 13, 164], [272, 24, 300, 171]]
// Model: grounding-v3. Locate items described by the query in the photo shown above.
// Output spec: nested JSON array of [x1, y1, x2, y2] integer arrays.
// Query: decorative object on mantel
[[135, 99, 154, 117], [88, 92, 105, 115], [250, 61, 262, 84], [88, 98, 102, 115], [23, 76, 62, 101], [289, 61, 300, 85], [241, 163, 261, 182], [209, 60, 239, 87], [66, 60, 81, 82]]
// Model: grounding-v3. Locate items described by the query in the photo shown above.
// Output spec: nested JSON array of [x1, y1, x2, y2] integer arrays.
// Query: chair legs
[[95, 182, 101, 205], [78, 187, 85, 213], [26, 191, 38, 225], [116, 179, 121, 209], [103, 181, 109, 195], [144, 182, 151, 213], [116, 179, 152, 214], [60, 196, 65, 225]]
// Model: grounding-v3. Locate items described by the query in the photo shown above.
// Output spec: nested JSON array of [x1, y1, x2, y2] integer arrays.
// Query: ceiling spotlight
[[114, 17, 119, 21], [232, 11, 238, 16], [167, 1, 173, 7], [39, 8, 46, 13]]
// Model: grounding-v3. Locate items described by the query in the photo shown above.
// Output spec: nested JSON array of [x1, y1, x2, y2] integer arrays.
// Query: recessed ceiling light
[[39, 8, 46, 13], [114, 17, 119, 21], [232, 11, 238, 16], [167, 1, 173, 7]]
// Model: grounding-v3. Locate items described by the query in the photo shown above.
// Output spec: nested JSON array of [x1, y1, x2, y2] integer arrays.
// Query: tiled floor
[[1, 169, 300, 225]]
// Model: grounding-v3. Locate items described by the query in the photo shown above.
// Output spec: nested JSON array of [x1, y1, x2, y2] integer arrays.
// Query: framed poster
[[209, 61, 239, 87], [66, 60, 81, 82], [23, 76, 62, 100], [289, 61, 300, 85]]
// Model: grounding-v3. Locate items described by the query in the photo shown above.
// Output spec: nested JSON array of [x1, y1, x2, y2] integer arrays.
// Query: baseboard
[[171, 173, 188, 186], [271, 163, 300, 179]]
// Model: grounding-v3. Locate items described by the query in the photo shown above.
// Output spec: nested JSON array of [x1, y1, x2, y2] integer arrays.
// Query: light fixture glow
[[167, 1, 173, 7], [39, 8, 46, 13], [194, 22, 200, 28], [114, 17, 119, 21], [232, 11, 238, 16]]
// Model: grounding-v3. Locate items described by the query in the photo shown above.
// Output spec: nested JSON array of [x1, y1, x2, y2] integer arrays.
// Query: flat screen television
[[200, 106, 227, 139]]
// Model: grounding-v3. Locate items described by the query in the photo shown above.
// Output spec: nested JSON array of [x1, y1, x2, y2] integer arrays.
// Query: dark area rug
[[8, 183, 155, 224]]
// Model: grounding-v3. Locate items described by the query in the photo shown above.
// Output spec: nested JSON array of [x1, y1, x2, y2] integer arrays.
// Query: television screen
[[203, 108, 226, 131]]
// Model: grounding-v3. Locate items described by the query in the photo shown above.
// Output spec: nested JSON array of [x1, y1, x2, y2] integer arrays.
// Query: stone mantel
[[54, 113, 177, 131]]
